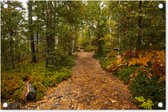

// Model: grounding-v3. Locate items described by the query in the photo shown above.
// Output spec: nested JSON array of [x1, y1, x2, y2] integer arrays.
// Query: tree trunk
[[10, 31, 15, 69], [36, 33, 39, 53], [88, 29, 92, 46], [28, 1, 37, 62], [8, 1, 15, 69], [45, 1, 55, 68], [16, 30, 20, 68], [97, 4, 103, 55], [71, 39, 75, 54], [136, 1, 142, 50]]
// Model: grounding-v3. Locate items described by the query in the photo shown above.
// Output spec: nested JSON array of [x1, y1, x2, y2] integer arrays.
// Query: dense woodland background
[[1, 0, 165, 109]]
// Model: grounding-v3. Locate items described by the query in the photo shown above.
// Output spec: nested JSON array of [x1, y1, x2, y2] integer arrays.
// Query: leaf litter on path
[[22, 51, 138, 110]]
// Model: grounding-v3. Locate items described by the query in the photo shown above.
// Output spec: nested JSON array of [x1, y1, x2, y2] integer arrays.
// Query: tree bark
[[97, 4, 103, 55], [88, 29, 92, 46], [10, 31, 15, 69], [45, 1, 55, 68], [136, 1, 142, 50], [8, 1, 15, 69], [28, 1, 37, 62], [36, 33, 39, 53]]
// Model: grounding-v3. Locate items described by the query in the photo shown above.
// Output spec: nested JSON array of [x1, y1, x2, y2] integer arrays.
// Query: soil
[[22, 51, 138, 110]]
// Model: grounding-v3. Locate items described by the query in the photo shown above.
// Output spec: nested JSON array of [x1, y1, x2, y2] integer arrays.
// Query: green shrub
[[43, 69, 71, 87], [99, 58, 112, 70], [43, 77, 55, 87], [62, 56, 75, 67], [36, 90, 45, 100], [12, 88, 24, 101], [55, 71, 72, 83], [46, 49, 75, 68], [1, 60, 73, 103], [131, 71, 165, 109], [84, 45, 97, 52], [33, 81, 46, 93], [115, 66, 136, 84], [93, 48, 110, 59], [95, 50, 165, 110]]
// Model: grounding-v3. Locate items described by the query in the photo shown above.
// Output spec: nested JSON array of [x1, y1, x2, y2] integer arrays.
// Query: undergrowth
[[1, 57, 75, 104], [95, 50, 165, 109], [84, 45, 97, 52]]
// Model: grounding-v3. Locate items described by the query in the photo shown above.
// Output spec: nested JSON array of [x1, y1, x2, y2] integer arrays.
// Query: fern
[[135, 96, 154, 109], [135, 96, 145, 102], [140, 99, 154, 109]]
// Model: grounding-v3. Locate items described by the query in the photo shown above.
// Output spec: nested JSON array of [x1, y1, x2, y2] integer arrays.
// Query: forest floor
[[22, 51, 138, 110]]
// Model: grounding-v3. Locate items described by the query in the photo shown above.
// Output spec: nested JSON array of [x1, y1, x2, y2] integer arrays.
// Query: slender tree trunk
[[45, 1, 55, 68], [97, 4, 103, 55], [10, 31, 15, 69], [36, 33, 39, 53], [88, 29, 92, 46], [136, 1, 142, 50], [28, 1, 37, 62], [16, 31, 20, 68], [45, 2, 49, 68], [71, 39, 74, 54], [71, 26, 76, 54], [8, 1, 15, 69]]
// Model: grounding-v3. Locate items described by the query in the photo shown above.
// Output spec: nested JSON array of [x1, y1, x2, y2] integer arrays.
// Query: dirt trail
[[23, 51, 138, 110]]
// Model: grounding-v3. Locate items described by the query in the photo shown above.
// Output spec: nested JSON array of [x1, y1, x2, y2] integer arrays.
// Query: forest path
[[24, 51, 137, 110]]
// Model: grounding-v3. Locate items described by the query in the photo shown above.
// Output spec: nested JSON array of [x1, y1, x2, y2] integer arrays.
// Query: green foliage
[[140, 99, 154, 110], [84, 45, 97, 52], [93, 48, 110, 59], [62, 56, 75, 67], [135, 96, 154, 109], [135, 96, 145, 102], [43, 68, 71, 87], [48, 49, 75, 68], [109, 1, 165, 51], [93, 49, 113, 71], [115, 66, 136, 84], [1, 61, 73, 102], [99, 58, 112, 70], [131, 72, 165, 109], [1, 77, 21, 102], [95, 51, 118, 71], [55, 71, 72, 83], [78, 36, 90, 49], [96, 50, 165, 109]]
